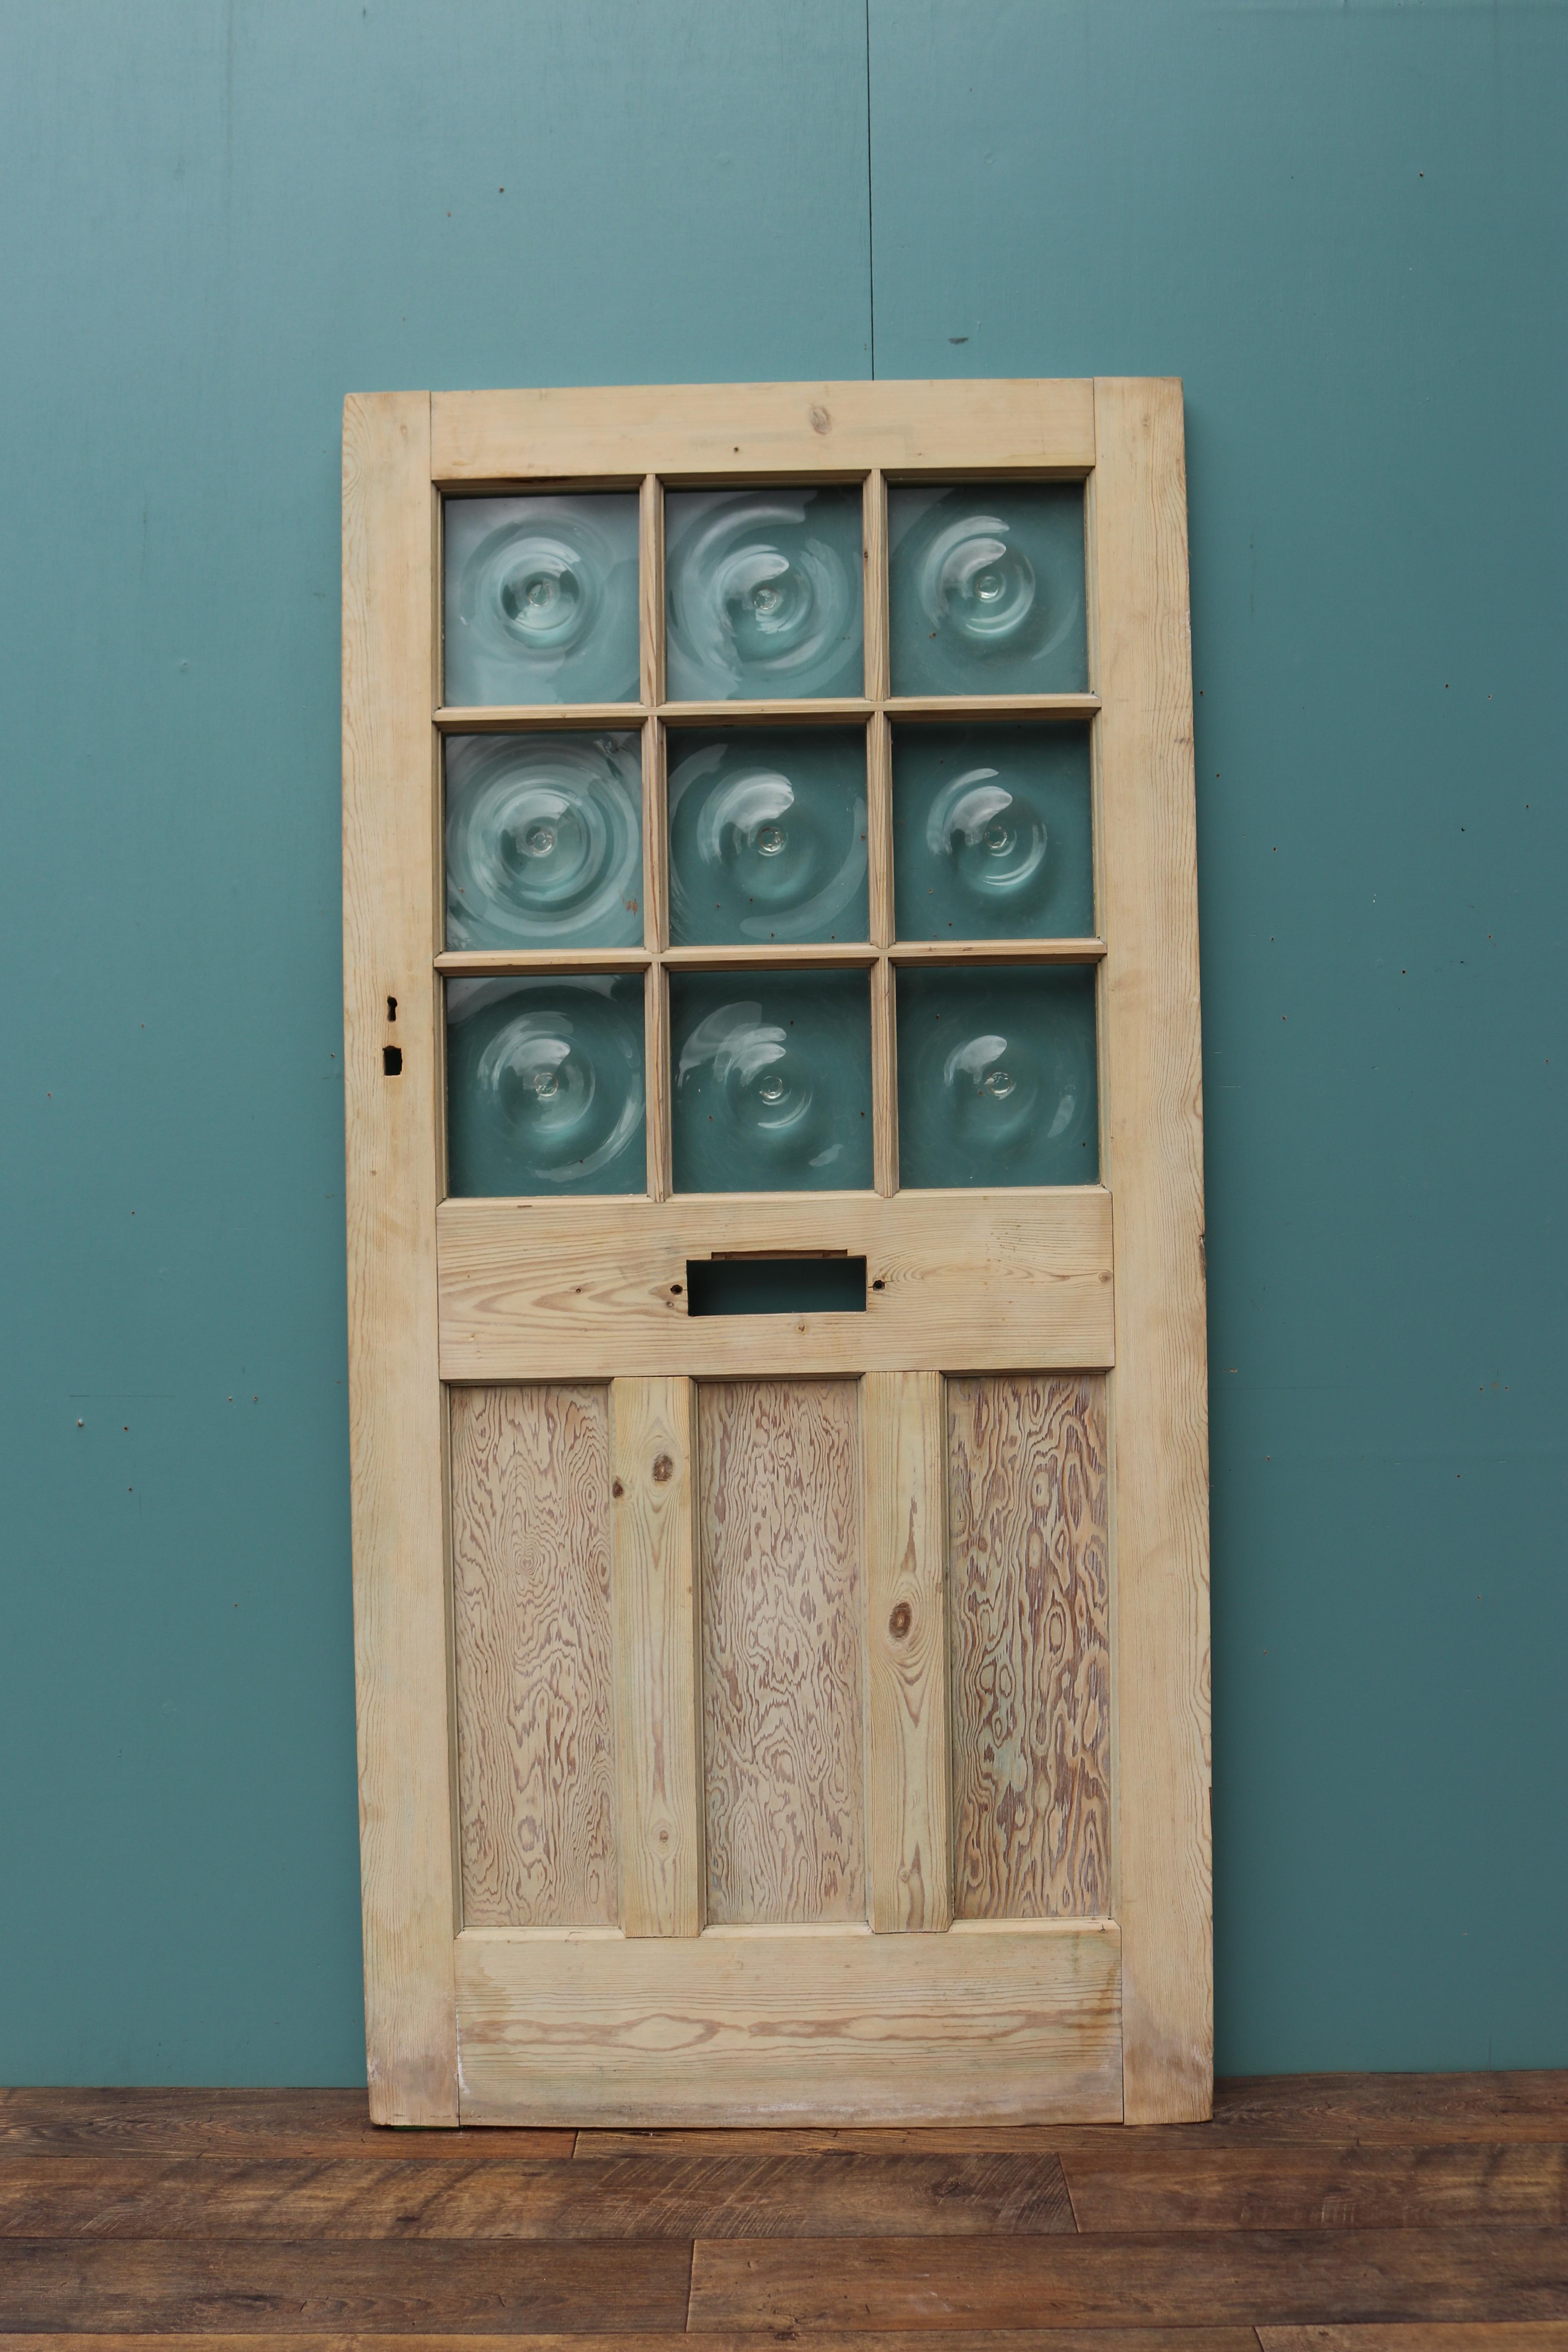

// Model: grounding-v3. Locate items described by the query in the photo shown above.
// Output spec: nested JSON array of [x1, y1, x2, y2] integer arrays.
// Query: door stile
[[610, 1376, 704, 1936], [343, 391, 460, 2124], [864, 1370, 951, 1933], [1093, 377, 1212, 2124]]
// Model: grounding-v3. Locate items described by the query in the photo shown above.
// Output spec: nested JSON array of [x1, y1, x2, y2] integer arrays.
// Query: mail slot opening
[[685, 1255, 868, 1318]]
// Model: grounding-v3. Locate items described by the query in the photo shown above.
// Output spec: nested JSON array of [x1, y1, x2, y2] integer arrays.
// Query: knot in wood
[[888, 1601, 913, 1640], [808, 403, 831, 435], [651, 1454, 674, 1484], [611, 1478, 624, 1499]]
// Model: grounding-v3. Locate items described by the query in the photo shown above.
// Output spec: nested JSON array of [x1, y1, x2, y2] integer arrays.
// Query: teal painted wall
[[0, 0, 1561, 2084]]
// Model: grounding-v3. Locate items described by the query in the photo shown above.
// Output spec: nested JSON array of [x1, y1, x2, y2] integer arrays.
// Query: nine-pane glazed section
[[439, 482, 1103, 1197], [668, 728, 868, 945], [670, 969, 873, 1193], [446, 976, 646, 1197], [443, 493, 639, 706]]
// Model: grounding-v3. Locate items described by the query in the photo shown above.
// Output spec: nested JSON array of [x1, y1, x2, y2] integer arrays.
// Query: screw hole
[[871, 1277, 886, 1291], [670, 1281, 683, 1295]]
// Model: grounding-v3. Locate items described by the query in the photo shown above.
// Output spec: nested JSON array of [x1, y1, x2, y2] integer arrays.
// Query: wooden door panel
[[698, 1380, 865, 1927], [454, 1920, 1122, 2126], [948, 1374, 1111, 1920], [450, 1385, 618, 1929]]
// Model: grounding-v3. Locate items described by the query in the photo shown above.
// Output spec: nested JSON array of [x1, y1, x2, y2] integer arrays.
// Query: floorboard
[[0, 2076, 1562, 2337], [0, 2150, 1073, 2239], [686, 2226, 1568, 2330]]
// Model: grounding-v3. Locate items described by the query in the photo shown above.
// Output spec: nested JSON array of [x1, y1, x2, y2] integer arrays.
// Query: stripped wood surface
[[449, 1386, 617, 1929], [610, 1377, 702, 1937], [864, 1370, 951, 1932], [437, 1189, 1115, 1381], [697, 1381, 865, 1926], [340, 390, 456, 2126], [1093, 375, 1212, 2122], [0, 2075, 1563, 2337], [947, 1375, 1110, 1921], [454, 1921, 1122, 2126]]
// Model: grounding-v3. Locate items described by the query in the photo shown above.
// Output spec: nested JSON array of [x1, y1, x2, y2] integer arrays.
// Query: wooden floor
[[1, 2074, 1565, 2345]]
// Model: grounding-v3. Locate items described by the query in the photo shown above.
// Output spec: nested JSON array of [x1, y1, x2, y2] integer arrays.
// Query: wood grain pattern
[[437, 1190, 1114, 1381], [341, 390, 457, 2126], [0, 2238, 690, 2334], [864, 1372, 950, 1932], [0, 2149, 1073, 2240], [697, 1381, 865, 1925], [449, 1386, 617, 1929], [1260, 2330, 1568, 2351], [0, 2088, 572, 2161], [947, 1377, 1110, 1923], [1062, 2141, 1568, 2231], [611, 1377, 702, 1937], [0, 2332, 1264, 2352], [455, 1920, 1122, 2125], [1093, 376, 1212, 2121], [432, 377, 1096, 482], [686, 2227, 1568, 2332]]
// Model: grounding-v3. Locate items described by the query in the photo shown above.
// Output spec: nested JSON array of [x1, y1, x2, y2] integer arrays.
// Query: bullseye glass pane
[[446, 975, 646, 1197], [896, 965, 1098, 1188], [670, 968, 873, 1193], [664, 488, 864, 702], [443, 493, 639, 706], [667, 728, 868, 946], [893, 723, 1093, 941], [445, 731, 642, 951], [887, 484, 1087, 697]]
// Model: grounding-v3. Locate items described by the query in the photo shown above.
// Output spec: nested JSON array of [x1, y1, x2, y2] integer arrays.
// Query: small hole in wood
[[670, 1281, 683, 1295], [382, 1046, 403, 1076], [871, 1277, 886, 1291]]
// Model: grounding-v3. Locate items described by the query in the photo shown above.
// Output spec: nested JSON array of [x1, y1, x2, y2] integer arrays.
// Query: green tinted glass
[[664, 488, 864, 701], [893, 723, 1093, 941], [443, 492, 639, 706], [446, 975, 645, 1196], [670, 967, 873, 1193], [667, 727, 868, 946], [445, 731, 642, 951], [888, 484, 1087, 697], [896, 964, 1098, 1188]]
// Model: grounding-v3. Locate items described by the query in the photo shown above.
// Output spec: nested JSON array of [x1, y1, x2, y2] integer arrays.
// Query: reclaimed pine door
[[342, 379, 1209, 2127]]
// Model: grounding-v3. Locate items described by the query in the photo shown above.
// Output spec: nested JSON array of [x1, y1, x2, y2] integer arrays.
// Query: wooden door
[[343, 378, 1209, 2127]]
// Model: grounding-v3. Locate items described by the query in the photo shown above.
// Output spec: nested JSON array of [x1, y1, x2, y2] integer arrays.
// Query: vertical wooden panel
[[697, 1380, 866, 1925], [865, 1371, 951, 1932], [450, 1386, 618, 1929], [947, 1376, 1110, 1924], [1094, 374, 1211, 2123], [612, 1376, 702, 1937], [341, 391, 457, 2125]]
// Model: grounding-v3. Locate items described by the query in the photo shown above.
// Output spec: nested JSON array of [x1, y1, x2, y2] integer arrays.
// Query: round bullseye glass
[[446, 975, 646, 1198], [888, 483, 1087, 697], [443, 492, 639, 706], [445, 731, 642, 951], [667, 729, 867, 946], [665, 488, 864, 701]]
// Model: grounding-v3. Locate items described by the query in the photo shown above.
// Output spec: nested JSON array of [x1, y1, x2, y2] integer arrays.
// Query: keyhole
[[386, 996, 397, 1022]]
